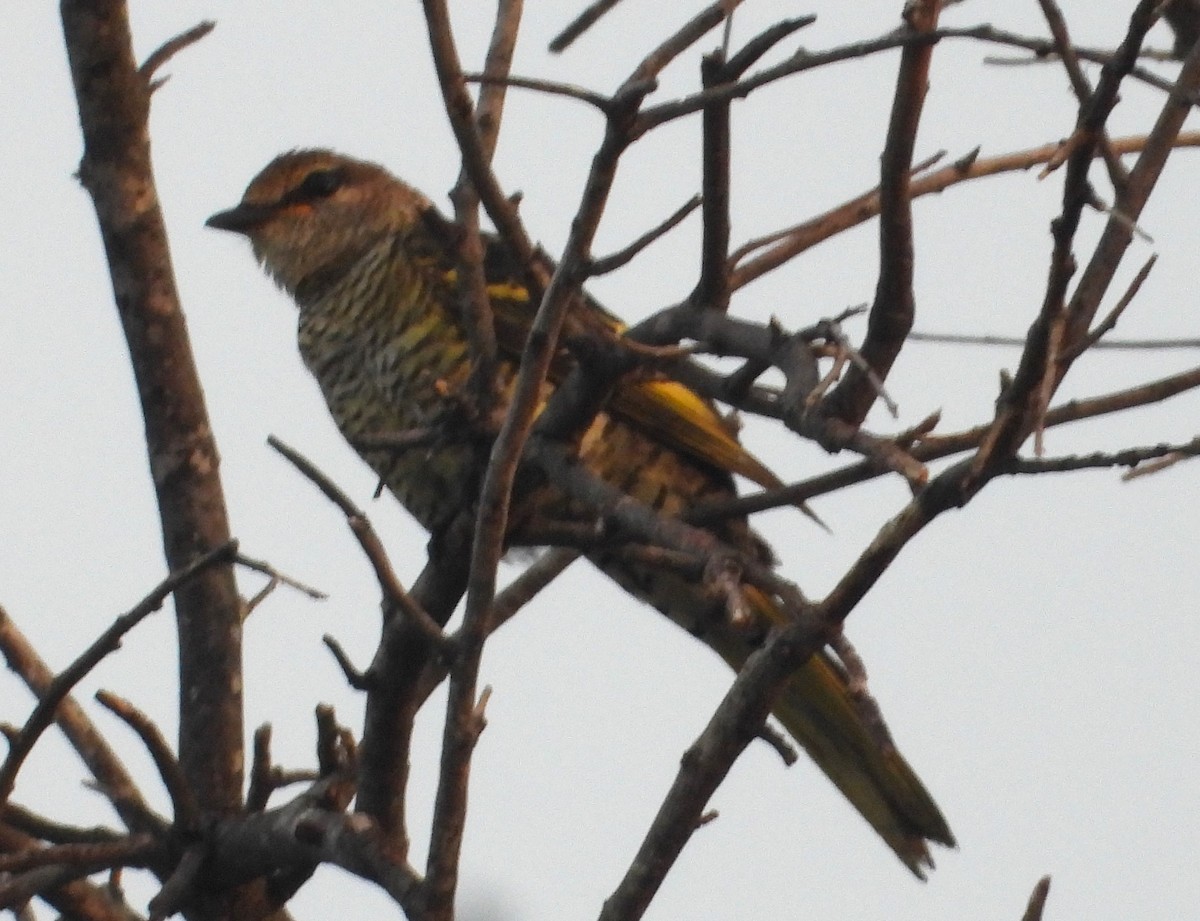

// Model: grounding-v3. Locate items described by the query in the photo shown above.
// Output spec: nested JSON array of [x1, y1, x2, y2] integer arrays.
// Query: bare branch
[[626, 1, 745, 89], [206, 785, 422, 912], [421, 0, 540, 290], [465, 72, 612, 112], [721, 16, 816, 77], [549, 0, 629, 53], [355, 512, 472, 858], [246, 724, 276, 813], [1036, 0, 1128, 191], [2, 804, 123, 847], [323, 635, 369, 691], [691, 363, 1200, 521], [692, 49, 734, 314], [0, 825, 142, 921], [589, 196, 701, 276], [267, 436, 449, 650], [137, 20, 215, 88], [489, 549, 580, 629], [1065, 253, 1158, 359], [61, 0, 245, 820], [973, 0, 1164, 477], [0, 835, 161, 909], [95, 692, 198, 832], [453, 0, 523, 411], [1061, 29, 1200, 352], [0, 542, 236, 808], [146, 845, 204, 921], [1021, 876, 1053, 921], [910, 334, 1200, 353], [0, 611, 160, 839], [822, 0, 942, 426], [636, 23, 1199, 137], [0, 836, 156, 877], [1004, 436, 1200, 475], [234, 551, 327, 602], [730, 133, 1200, 290]]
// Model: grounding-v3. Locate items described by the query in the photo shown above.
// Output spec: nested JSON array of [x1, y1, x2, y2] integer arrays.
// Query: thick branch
[[823, 0, 942, 426], [60, 0, 243, 818]]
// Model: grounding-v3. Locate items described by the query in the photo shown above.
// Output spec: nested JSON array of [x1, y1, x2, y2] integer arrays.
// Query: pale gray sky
[[3, 3, 1198, 919]]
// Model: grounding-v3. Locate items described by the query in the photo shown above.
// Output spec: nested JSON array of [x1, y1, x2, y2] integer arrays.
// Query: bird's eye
[[296, 168, 345, 200]]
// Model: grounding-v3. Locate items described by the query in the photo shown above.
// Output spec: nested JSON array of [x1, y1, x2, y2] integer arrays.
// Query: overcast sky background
[[3, 3, 1199, 919]]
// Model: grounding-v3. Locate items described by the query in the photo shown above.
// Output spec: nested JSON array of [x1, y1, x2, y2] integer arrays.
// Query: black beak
[[205, 202, 276, 234]]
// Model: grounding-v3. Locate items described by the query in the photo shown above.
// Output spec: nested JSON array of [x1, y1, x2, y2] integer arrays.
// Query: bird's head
[[206, 149, 431, 297]]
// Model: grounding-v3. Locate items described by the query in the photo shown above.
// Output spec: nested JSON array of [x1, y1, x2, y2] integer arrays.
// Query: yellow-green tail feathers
[[707, 619, 954, 877]]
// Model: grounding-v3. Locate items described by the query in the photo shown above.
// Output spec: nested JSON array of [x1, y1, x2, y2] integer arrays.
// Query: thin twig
[[755, 722, 798, 766], [626, 0, 744, 87], [138, 20, 215, 89], [0, 607, 160, 836], [589, 196, 702, 276], [268, 436, 449, 649], [421, 0, 541, 296], [973, 0, 1163, 478], [246, 724, 275, 812], [1061, 38, 1200, 358], [0, 541, 237, 805], [0, 835, 162, 914], [235, 552, 327, 601], [0, 835, 158, 875], [690, 363, 1200, 521], [1032, 310, 1066, 456], [911, 331, 1200, 352], [465, 72, 612, 112], [1036, 0, 1128, 190], [453, 0, 522, 410], [490, 548, 581, 630], [323, 635, 369, 691], [728, 151, 944, 268], [723, 16, 816, 77], [1004, 435, 1200, 475], [412, 548, 581, 706], [1121, 450, 1189, 479], [635, 23, 1199, 137], [1020, 876, 1053, 921], [2, 803, 124, 846], [1065, 253, 1158, 359], [95, 692, 199, 832], [549, 0, 629, 52], [730, 133, 1200, 290]]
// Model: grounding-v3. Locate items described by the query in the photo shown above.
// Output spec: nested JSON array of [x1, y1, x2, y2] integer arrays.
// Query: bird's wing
[[471, 233, 782, 491]]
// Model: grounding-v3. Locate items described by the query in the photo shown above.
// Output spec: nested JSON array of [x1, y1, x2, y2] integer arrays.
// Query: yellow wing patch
[[441, 268, 531, 306], [612, 380, 781, 490], [484, 280, 531, 303], [450, 264, 780, 489]]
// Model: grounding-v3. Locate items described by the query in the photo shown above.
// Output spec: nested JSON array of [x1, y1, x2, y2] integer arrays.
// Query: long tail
[[589, 544, 954, 875], [707, 629, 955, 877]]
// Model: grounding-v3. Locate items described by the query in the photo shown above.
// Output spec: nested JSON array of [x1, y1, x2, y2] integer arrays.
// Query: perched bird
[[207, 150, 954, 874]]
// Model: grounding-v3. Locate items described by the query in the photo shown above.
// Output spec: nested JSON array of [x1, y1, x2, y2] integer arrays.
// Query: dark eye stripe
[[285, 168, 346, 204]]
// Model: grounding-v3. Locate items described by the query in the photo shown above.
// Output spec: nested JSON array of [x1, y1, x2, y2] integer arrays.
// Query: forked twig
[[0, 541, 237, 805]]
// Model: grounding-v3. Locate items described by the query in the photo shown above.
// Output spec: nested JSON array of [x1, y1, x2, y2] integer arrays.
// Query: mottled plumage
[[208, 150, 953, 874]]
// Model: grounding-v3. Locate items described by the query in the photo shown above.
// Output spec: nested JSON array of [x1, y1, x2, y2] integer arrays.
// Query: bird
[[207, 149, 954, 875]]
